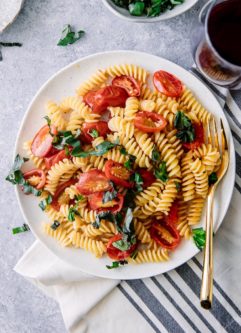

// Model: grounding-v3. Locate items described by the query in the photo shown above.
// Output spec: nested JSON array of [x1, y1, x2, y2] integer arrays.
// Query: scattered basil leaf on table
[[57, 25, 85, 46], [12, 223, 30, 235], [192, 227, 206, 250]]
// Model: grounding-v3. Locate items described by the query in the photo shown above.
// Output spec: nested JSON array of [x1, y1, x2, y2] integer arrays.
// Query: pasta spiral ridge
[[125, 97, 139, 120], [181, 151, 196, 202], [106, 64, 149, 83], [76, 70, 108, 96], [128, 248, 169, 264], [190, 158, 209, 198], [134, 130, 155, 159], [70, 232, 106, 257], [108, 116, 135, 139]]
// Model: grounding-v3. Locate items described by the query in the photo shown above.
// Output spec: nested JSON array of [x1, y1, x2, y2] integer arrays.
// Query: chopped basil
[[124, 154, 136, 170], [192, 227, 206, 250], [57, 25, 85, 46], [175, 181, 181, 192], [93, 211, 116, 229], [12, 223, 30, 235], [130, 172, 143, 192], [106, 260, 128, 269], [209, 172, 218, 185], [68, 207, 80, 222], [120, 147, 128, 155], [51, 221, 61, 230], [174, 111, 195, 143], [124, 189, 136, 209], [102, 190, 118, 204], [6, 155, 41, 197], [0, 42, 22, 47], [74, 194, 84, 202], [73, 140, 119, 158], [44, 115, 51, 127], [53, 129, 81, 153], [122, 208, 134, 236], [129, 2, 145, 16], [89, 129, 99, 138], [154, 161, 168, 182], [151, 145, 161, 163], [130, 249, 138, 259], [39, 195, 52, 211], [112, 239, 131, 251]]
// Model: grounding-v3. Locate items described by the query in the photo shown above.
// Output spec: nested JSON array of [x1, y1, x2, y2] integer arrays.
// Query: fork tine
[[220, 119, 228, 152], [212, 117, 219, 150], [207, 118, 212, 145]]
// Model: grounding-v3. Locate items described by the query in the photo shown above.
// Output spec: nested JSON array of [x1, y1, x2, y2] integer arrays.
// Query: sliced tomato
[[137, 169, 155, 188], [150, 220, 180, 250], [104, 160, 133, 188], [153, 70, 184, 98], [82, 121, 110, 144], [183, 123, 204, 150], [44, 150, 68, 170], [112, 75, 140, 97], [31, 125, 55, 157], [134, 111, 167, 133], [76, 170, 111, 195], [51, 179, 77, 211], [165, 201, 179, 225], [23, 169, 46, 189], [84, 86, 128, 114], [88, 191, 124, 213], [107, 234, 137, 261]]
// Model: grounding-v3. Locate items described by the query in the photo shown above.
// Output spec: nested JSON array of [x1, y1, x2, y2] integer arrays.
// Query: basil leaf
[[93, 211, 116, 229], [51, 221, 61, 230], [6, 154, 29, 178], [39, 195, 52, 211], [57, 25, 85, 46], [68, 207, 80, 222], [129, 2, 145, 16], [124, 189, 136, 209], [175, 181, 181, 192], [154, 161, 168, 182], [112, 239, 131, 251], [120, 147, 128, 155], [152, 145, 161, 163], [106, 260, 128, 269], [89, 129, 99, 138], [122, 208, 134, 236], [192, 227, 206, 250], [174, 111, 195, 143], [12, 223, 30, 235], [209, 172, 218, 185], [130, 172, 143, 192], [73, 140, 119, 158], [0, 42, 22, 47], [124, 154, 136, 170], [130, 249, 138, 259], [102, 190, 118, 204]]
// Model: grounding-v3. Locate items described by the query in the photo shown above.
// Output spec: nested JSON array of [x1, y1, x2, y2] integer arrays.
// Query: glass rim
[[204, 0, 241, 70]]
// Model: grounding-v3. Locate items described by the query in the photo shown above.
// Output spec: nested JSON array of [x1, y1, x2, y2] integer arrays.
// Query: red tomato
[[112, 75, 140, 97], [23, 169, 46, 189], [51, 179, 77, 211], [76, 170, 111, 195], [183, 123, 204, 150], [44, 150, 68, 170], [137, 169, 155, 188], [134, 111, 167, 133], [107, 234, 137, 260], [150, 220, 180, 250], [82, 121, 110, 143], [31, 125, 54, 157], [88, 192, 124, 213], [84, 86, 128, 114], [105, 160, 133, 188], [153, 70, 184, 98], [165, 201, 179, 225]]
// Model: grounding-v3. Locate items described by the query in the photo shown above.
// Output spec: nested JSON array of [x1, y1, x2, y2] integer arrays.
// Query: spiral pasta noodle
[[106, 64, 149, 83], [181, 151, 196, 202], [76, 70, 108, 96], [70, 231, 106, 257], [125, 97, 139, 120], [190, 158, 209, 198], [108, 116, 135, 139]]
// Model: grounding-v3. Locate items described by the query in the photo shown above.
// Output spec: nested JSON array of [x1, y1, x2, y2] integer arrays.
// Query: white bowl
[[0, 0, 24, 33], [102, 0, 199, 22]]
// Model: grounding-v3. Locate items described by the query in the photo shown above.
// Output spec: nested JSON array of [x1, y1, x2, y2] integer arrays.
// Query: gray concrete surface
[[0, 0, 207, 332]]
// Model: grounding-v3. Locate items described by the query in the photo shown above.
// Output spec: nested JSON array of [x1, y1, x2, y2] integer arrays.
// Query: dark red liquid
[[208, 0, 241, 66]]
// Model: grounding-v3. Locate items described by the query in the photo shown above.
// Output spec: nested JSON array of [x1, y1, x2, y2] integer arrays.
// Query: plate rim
[[13, 50, 236, 279], [102, 0, 199, 23]]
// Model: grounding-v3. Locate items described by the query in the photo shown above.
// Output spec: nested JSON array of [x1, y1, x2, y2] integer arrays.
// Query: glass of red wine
[[191, 0, 241, 89]]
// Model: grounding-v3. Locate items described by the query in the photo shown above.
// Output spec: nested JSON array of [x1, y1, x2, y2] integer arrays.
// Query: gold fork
[[200, 118, 229, 309]]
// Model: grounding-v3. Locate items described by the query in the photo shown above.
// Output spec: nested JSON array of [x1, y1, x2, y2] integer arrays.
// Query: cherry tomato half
[[51, 179, 77, 211], [107, 234, 137, 261], [31, 125, 54, 157], [105, 160, 133, 188], [137, 169, 155, 188], [88, 191, 124, 213], [82, 121, 110, 144], [112, 75, 140, 97], [165, 201, 179, 225], [153, 70, 184, 98], [150, 220, 180, 250], [183, 123, 204, 150], [84, 86, 128, 114], [76, 170, 112, 195], [134, 111, 167, 133], [44, 150, 68, 170], [23, 169, 46, 189]]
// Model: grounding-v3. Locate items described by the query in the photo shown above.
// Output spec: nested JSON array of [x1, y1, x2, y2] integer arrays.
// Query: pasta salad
[[7, 64, 221, 268]]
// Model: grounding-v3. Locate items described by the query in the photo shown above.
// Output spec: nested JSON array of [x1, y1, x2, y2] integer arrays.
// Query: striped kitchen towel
[[15, 70, 241, 333]]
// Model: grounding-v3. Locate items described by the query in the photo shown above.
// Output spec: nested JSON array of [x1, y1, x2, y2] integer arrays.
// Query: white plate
[[0, 0, 24, 33], [102, 0, 199, 23], [15, 51, 235, 280]]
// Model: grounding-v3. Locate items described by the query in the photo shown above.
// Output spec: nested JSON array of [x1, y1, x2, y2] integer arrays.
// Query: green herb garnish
[[102, 190, 118, 204], [12, 223, 30, 235], [6, 155, 42, 196], [175, 181, 181, 192], [106, 260, 128, 269], [154, 161, 168, 182], [129, 2, 145, 16], [208, 172, 218, 185], [124, 154, 136, 170], [151, 145, 161, 163], [57, 25, 85, 46], [0, 42, 22, 47], [89, 129, 99, 138], [39, 195, 52, 211], [73, 140, 119, 158], [174, 111, 195, 143], [51, 221, 61, 230], [130, 172, 143, 192], [124, 189, 136, 209], [192, 227, 206, 250], [120, 147, 128, 155], [68, 206, 81, 222], [93, 211, 116, 229], [53, 129, 81, 154]]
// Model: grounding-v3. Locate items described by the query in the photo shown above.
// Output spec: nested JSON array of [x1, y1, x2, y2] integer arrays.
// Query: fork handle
[[200, 191, 214, 309]]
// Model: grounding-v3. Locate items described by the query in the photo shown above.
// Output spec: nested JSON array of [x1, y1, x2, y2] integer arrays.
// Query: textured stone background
[[0, 0, 210, 332]]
